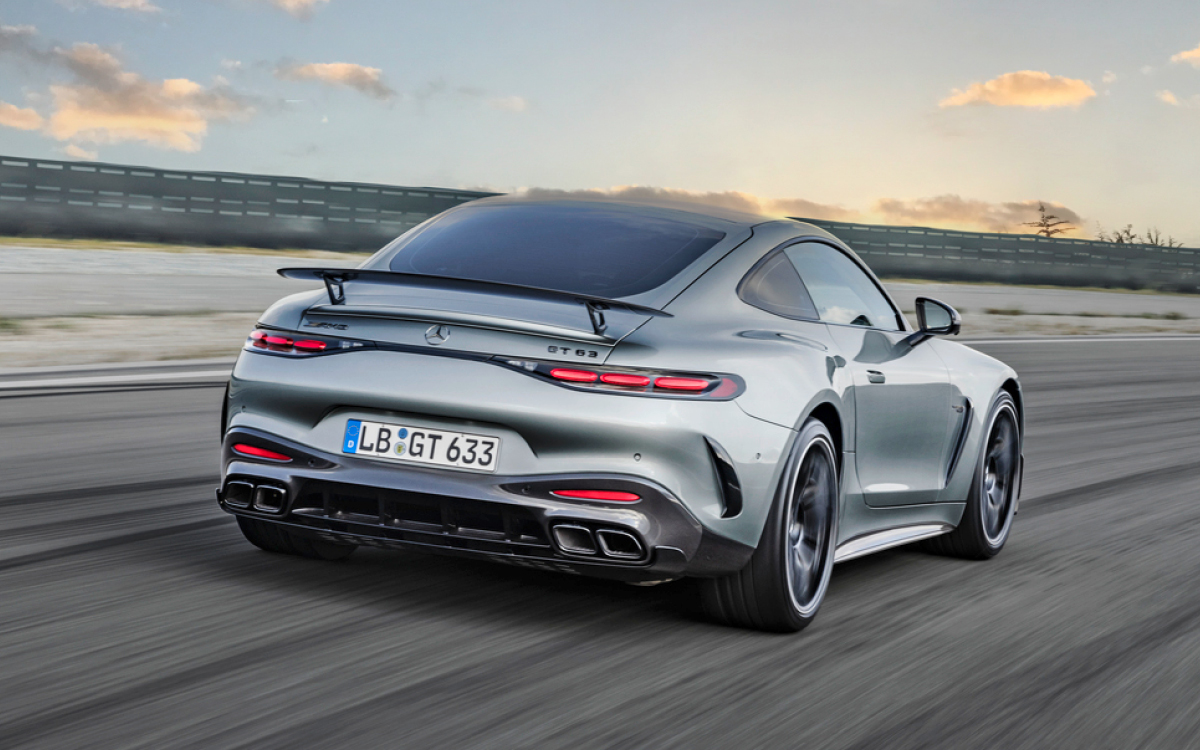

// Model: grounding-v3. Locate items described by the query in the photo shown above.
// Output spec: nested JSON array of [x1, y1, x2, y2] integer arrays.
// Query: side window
[[784, 243, 901, 331], [738, 251, 820, 321]]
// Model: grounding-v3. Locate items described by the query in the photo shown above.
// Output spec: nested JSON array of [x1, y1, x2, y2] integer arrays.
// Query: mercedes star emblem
[[425, 324, 451, 346]]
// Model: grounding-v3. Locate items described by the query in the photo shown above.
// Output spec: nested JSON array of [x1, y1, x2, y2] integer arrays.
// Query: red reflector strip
[[550, 368, 598, 383], [551, 490, 641, 502], [293, 339, 327, 351], [263, 335, 293, 347], [654, 376, 710, 391], [600, 372, 652, 387], [232, 443, 293, 462]]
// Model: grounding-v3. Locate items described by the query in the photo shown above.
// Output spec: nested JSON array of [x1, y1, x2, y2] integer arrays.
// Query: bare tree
[[1023, 202, 1075, 237], [1143, 227, 1184, 248], [1097, 224, 1140, 244]]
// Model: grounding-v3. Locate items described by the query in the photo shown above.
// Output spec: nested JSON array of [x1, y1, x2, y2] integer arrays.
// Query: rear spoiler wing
[[278, 268, 672, 337]]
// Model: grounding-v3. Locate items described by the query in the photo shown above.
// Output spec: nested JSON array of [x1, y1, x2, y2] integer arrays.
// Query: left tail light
[[245, 328, 375, 356]]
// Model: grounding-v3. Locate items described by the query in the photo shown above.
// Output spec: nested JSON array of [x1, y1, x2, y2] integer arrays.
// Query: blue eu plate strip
[[343, 419, 362, 454]]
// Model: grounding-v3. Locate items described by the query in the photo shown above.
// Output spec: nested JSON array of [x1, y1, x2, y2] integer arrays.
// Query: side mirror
[[909, 297, 961, 344]]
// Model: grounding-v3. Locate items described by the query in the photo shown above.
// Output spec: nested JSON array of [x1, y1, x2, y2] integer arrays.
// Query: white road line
[[966, 336, 1200, 345], [0, 370, 230, 390]]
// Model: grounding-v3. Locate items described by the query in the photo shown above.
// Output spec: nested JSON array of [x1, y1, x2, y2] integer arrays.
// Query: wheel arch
[[1000, 377, 1023, 435], [806, 401, 844, 472]]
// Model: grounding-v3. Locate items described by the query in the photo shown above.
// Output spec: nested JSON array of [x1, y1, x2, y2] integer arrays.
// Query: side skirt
[[834, 523, 954, 563]]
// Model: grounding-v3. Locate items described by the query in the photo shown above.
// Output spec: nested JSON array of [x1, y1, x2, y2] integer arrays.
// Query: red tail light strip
[[552, 490, 641, 502], [232, 443, 293, 462], [498, 357, 743, 400]]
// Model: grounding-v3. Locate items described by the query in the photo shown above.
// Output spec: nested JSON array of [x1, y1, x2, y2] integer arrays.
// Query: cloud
[[1157, 90, 1180, 106], [0, 28, 258, 152], [1171, 43, 1200, 67], [516, 186, 860, 222], [262, 0, 329, 19], [872, 195, 1083, 234], [86, 0, 162, 12], [275, 61, 395, 100], [62, 143, 97, 159], [487, 95, 527, 113], [0, 100, 44, 130], [940, 70, 1097, 108], [1102, 70, 1118, 84]]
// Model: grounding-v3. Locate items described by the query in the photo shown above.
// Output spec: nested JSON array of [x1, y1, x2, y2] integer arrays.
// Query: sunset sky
[[2, 0, 1199, 242]]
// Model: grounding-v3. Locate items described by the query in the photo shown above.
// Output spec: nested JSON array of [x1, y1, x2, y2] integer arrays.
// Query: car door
[[784, 242, 954, 507]]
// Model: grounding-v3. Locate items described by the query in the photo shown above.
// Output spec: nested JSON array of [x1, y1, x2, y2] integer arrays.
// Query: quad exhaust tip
[[222, 479, 287, 514], [551, 524, 646, 561]]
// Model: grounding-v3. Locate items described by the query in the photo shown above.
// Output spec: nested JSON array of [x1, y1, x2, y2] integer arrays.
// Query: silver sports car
[[219, 196, 1023, 632]]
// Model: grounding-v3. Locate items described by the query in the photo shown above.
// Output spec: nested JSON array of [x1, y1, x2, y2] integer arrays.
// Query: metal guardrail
[[0, 155, 497, 251], [799, 218, 1200, 292], [0, 153, 1195, 290]]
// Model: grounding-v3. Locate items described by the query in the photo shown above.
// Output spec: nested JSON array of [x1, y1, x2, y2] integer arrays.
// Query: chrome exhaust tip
[[223, 480, 255, 509], [551, 524, 598, 556], [596, 529, 645, 560]]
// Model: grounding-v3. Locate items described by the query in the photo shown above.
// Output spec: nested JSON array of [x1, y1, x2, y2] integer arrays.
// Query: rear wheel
[[701, 420, 838, 632], [923, 392, 1020, 559], [236, 516, 357, 561]]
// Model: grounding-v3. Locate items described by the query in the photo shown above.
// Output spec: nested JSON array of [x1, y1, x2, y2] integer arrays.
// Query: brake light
[[245, 328, 372, 357], [550, 368, 599, 383], [552, 490, 641, 502], [232, 443, 293, 462], [654, 376, 709, 391], [497, 357, 741, 400], [600, 372, 652, 387]]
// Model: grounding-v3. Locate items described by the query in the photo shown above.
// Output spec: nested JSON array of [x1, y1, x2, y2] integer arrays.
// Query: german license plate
[[342, 419, 500, 472]]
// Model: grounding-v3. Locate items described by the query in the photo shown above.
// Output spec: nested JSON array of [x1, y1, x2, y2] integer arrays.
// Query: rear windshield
[[384, 203, 726, 298]]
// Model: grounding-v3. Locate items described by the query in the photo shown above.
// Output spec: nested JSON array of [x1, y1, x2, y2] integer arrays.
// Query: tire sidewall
[[969, 392, 1020, 555], [761, 419, 840, 629]]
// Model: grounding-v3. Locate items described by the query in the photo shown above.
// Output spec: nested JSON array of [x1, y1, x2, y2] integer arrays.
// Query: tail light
[[551, 489, 641, 502], [498, 358, 743, 400], [245, 328, 373, 357], [232, 443, 293, 462]]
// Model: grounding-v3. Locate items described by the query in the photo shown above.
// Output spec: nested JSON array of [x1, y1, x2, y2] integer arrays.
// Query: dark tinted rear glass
[[738, 251, 819, 320], [386, 203, 726, 298]]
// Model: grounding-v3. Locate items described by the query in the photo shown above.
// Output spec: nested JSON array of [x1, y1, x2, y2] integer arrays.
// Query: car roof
[[464, 193, 775, 228]]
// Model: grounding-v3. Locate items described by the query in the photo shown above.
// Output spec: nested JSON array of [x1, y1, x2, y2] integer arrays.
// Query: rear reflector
[[551, 489, 641, 502], [550, 368, 599, 383], [232, 443, 293, 462], [600, 372, 652, 387], [654, 376, 710, 391]]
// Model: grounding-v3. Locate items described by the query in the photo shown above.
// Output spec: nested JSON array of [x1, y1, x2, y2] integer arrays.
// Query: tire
[[701, 419, 839, 632], [236, 516, 357, 561], [923, 392, 1020, 559]]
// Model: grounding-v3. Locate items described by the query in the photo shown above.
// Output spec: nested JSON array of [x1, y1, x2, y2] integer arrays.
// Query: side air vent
[[705, 437, 743, 518]]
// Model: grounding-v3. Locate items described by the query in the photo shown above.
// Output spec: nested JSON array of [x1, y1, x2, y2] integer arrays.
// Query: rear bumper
[[219, 427, 754, 581]]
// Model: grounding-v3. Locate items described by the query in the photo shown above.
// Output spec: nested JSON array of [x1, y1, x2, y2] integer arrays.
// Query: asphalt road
[[2, 339, 1200, 749]]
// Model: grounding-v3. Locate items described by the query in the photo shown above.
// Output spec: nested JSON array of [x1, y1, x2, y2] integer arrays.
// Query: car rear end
[[218, 199, 783, 580]]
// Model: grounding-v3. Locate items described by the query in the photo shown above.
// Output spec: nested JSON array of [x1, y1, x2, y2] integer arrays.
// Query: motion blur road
[[2, 338, 1199, 749]]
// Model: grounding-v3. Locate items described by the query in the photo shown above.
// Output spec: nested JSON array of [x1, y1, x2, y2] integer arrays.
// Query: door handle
[[867, 370, 886, 384]]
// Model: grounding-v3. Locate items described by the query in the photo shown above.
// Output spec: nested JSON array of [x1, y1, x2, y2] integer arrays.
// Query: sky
[[1, 0, 1199, 242]]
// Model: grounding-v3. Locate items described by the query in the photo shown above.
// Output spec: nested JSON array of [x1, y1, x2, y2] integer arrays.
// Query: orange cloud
[[940, 70, 1096, 108], [872, 195, 1084, 234], [1157, 90, 1181, 106], [62, 144, 98, 160], [275, 61, 395, 100], [1171, 43, 1200, 67], [40, 44, 255, 152], [0, 100, 44, 130]]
